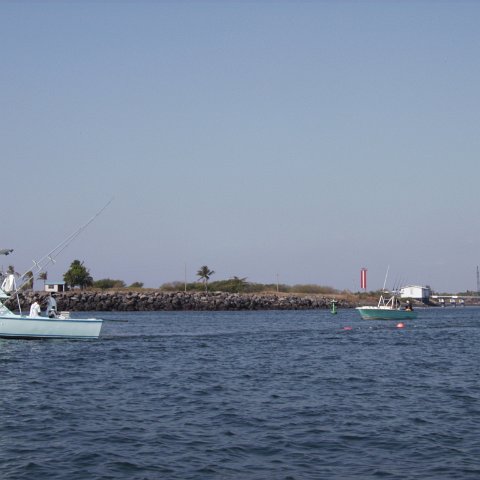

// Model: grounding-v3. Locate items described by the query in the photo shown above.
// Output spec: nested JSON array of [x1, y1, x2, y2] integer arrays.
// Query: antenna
[[382, 265, 390, 292], [477, 266, 480, 295]]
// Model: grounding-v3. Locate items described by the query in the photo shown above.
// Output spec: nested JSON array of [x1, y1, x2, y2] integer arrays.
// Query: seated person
[[46, 294, 58, 318]]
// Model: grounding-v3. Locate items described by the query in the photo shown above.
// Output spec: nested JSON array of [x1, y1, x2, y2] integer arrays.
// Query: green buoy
[[330, 299, 338, 314]]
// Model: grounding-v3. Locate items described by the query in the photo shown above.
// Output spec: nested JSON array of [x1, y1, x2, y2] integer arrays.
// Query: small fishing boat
[[0, 269, 103, 340], [356, 293, 417, 320], [0, 202, 110, 339], [0, 303, 102, 339], [0, 265, 103, 339]]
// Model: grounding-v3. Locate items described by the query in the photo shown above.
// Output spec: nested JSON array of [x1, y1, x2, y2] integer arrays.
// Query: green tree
[[231, 276, 248, 293], [209, 276, 248, 293], [63, 260, 93, 289], [159, 281, 186, 291], [129, 282, 144, 288], [92, 278, 126, 290], [197, 265, 215, 292]]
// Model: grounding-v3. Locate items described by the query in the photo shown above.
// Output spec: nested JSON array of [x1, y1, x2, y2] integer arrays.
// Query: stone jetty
[[8, 291, 353, 312]]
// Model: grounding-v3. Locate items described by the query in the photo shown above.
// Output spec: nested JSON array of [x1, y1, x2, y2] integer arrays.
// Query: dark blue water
[[1, 307, 480, 479]]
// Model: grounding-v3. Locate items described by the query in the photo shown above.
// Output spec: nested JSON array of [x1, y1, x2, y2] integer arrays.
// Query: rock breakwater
[[8, 291, 353, 312]]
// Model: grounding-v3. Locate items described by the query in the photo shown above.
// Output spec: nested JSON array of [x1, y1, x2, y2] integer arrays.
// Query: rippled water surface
[[1, 307, 480, 479]]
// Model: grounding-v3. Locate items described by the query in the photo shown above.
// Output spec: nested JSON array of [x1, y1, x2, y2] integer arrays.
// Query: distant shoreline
[[11, 290, 353, 312], [8, 290, 479, 312]]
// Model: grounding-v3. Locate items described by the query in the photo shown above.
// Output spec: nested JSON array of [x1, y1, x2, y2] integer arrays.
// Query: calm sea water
[[1, 307, 480, 479]]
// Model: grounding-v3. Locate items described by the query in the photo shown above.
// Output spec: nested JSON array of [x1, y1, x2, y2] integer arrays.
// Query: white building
[[400, 285, 431, 301], [44, 282, 67, 293]]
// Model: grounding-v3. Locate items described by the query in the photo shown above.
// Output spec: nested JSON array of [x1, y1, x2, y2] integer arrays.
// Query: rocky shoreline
[[7, 290, 353, 312]]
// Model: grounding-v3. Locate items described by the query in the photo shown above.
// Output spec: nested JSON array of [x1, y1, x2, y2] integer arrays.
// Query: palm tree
[[197, 265, 215, 292], [38, 271, 48, 288], [7, 265, 17, 275], [3, 265, 19, 291], [24, 271, 34, 290]]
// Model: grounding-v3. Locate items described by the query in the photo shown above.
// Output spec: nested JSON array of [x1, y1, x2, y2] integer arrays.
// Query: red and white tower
[[360, 268, 367, 291]]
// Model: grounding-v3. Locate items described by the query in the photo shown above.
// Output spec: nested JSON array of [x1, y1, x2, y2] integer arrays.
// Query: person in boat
[[405, 300, 413, 311], [29, 297, 42, 317], [46, 294, 58, 318]]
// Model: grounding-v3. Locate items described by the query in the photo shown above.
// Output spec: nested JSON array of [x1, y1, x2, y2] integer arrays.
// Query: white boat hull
[[0, 314, 103, 339], [356, 306, 417, 321]]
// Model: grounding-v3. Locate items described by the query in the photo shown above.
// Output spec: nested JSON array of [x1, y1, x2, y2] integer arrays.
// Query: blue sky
[[1, 1, 479, 292]]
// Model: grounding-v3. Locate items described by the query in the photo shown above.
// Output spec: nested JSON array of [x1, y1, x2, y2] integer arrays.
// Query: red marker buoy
[[396, 322, 405, 328], [343, 326, 352, 331]]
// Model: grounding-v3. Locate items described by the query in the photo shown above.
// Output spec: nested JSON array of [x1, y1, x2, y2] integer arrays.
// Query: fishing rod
[[16, 198, 114, 290]]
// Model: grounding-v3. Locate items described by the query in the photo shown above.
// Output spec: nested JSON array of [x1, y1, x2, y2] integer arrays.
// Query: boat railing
[[378, 293, 401, 310]]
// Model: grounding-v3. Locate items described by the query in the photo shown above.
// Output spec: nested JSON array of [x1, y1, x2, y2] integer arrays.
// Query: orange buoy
[[396, 322, 405, 328]]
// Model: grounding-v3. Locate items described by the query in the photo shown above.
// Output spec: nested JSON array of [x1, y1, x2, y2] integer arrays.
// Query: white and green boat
[[356, 293, 417, 320]]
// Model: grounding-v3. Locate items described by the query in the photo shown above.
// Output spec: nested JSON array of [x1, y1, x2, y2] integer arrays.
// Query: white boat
[[0, 202, 110, 339], [0, 281, 103, 340], [356, 293, 417, 320]]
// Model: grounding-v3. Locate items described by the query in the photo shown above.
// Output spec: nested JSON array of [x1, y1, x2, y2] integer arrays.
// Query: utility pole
[[477, 266, 479, 295]]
